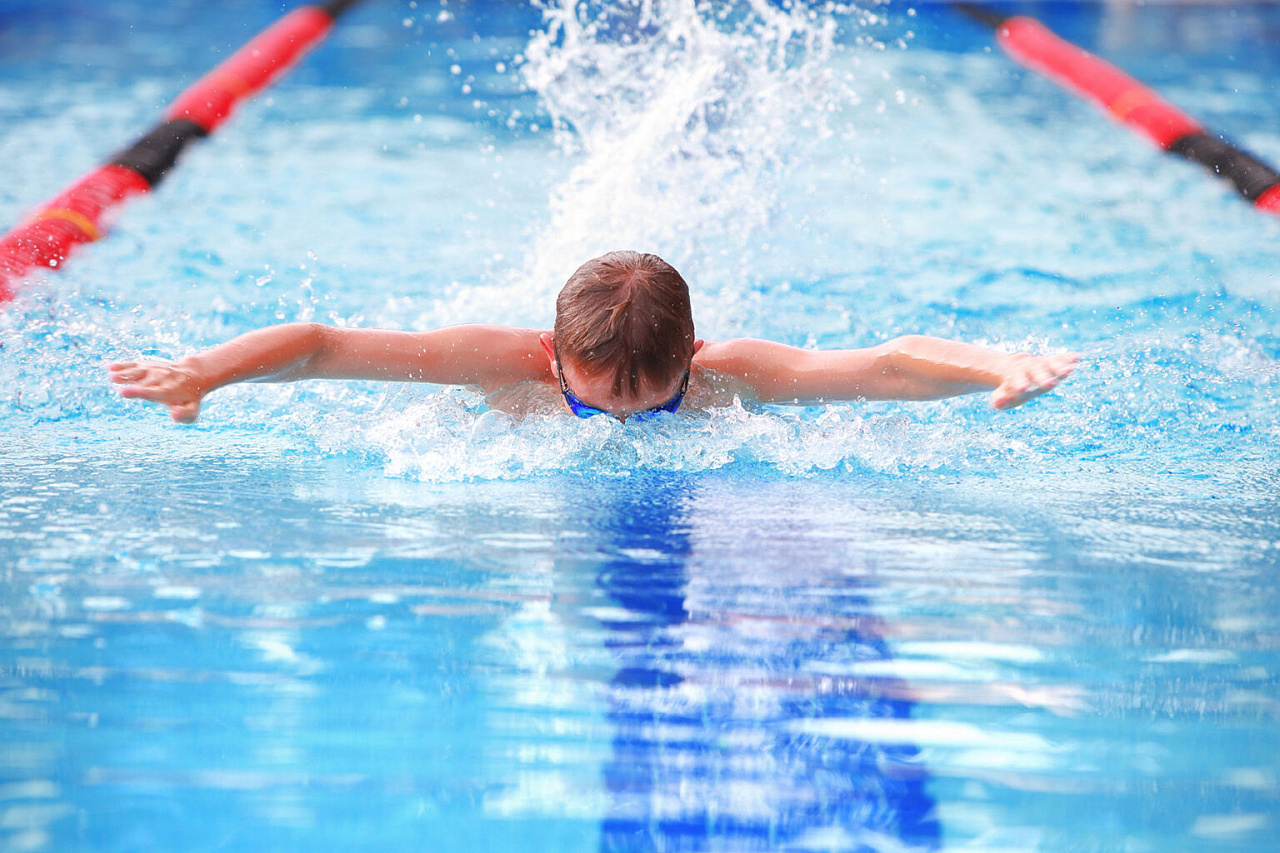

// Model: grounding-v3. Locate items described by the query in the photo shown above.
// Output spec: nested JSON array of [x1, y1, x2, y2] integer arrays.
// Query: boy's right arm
[[109, 323, 548, 423]]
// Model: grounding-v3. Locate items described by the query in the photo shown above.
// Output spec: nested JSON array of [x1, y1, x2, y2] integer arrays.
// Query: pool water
[[2, 0, 1278, 850]]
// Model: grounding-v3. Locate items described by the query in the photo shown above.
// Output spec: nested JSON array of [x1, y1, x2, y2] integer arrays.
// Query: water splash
[[514, 0, 867, 307], [308, 388, 1039, 484]]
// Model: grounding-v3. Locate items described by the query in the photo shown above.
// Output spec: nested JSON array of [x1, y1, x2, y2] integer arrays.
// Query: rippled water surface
[[2, 1, 1278, 850]]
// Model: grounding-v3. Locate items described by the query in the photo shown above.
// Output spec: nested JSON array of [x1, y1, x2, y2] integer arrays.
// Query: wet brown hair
[[554, 251, 695, 396]]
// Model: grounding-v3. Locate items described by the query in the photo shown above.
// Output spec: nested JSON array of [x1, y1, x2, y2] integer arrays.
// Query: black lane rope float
[[0, 0, 365, 305], [953, 2, 1280, 221]]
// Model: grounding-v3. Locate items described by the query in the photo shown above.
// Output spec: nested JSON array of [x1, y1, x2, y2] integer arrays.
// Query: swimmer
[[109, 250, 1079, 423]]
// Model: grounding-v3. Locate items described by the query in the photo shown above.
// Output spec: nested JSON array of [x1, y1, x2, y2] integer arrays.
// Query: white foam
[[315, 388, 1035, 483]]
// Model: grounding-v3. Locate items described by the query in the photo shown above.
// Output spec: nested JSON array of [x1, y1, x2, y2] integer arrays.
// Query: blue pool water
[[2, 0, 1278, 850]]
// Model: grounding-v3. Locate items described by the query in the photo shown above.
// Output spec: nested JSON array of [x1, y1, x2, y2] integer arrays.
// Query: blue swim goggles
[[558, 363, 690, 422]]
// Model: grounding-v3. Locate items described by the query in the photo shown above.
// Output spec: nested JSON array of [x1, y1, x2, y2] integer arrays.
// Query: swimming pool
[[2, 0, 1278, 849]]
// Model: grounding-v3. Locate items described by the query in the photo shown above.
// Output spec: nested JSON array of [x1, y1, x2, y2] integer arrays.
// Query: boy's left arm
[[696, 336, 1079, 410]]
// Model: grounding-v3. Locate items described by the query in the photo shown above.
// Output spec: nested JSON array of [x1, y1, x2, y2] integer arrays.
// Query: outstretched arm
[[109, 322, 548, 423], [696, 335, 1079, 410]]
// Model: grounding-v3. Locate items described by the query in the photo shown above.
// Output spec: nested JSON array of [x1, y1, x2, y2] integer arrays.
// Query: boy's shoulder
[[691, 341, 762, 406], [693, 337, 758, 365], [694, 338, 793, 375]]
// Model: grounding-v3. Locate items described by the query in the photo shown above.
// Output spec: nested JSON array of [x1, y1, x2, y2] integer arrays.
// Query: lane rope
[[0, 0, 365, 304], [952, 3, 1280, 219]]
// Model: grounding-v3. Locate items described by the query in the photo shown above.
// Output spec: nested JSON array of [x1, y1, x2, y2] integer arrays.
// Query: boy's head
[[541, 250, 698, 419]]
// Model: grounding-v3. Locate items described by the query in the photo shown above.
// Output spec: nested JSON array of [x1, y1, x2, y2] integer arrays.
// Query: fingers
[[119, 380, 201, 421], [119, 384, 172, 403], [108, 361, 169, 384], [108, 360, 202, 423], [991, 386, 1022, 410], [109, 362, 181, 395], [992, 353, 1081, 410], [109, 366, 146, 384], [1028, 360, 1062, 390], [171, 400, 200, 424], [1042, 353, 1079, 379]]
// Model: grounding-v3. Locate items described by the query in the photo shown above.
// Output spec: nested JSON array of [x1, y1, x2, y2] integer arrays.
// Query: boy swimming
[[109, 250, 1078, 423]]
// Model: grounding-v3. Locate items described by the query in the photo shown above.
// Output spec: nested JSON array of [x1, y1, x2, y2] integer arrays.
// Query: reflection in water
[[569, 474, 940, 851]]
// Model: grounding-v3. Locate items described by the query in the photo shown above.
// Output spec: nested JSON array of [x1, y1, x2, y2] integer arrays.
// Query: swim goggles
[[558, 362, 690, 421]]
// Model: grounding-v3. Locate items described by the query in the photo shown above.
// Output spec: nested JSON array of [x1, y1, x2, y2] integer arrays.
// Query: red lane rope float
[[996, 16, 1202, 148], [0, 0, 364, 305], [953, 3, 1280, 220], [167, 5, 336, 133]]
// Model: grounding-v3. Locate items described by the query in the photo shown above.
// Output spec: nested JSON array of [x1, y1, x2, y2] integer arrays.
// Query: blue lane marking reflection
[[580, 475, 940, 851]]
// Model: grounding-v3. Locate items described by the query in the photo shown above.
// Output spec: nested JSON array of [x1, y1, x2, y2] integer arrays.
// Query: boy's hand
[[991, 352, 1079, 410], [108, 359, 206, 423]]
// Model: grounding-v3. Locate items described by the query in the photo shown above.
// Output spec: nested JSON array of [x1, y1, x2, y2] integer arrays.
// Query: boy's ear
[[538, 333, 558, 376], [693, 339, 705, 356]]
